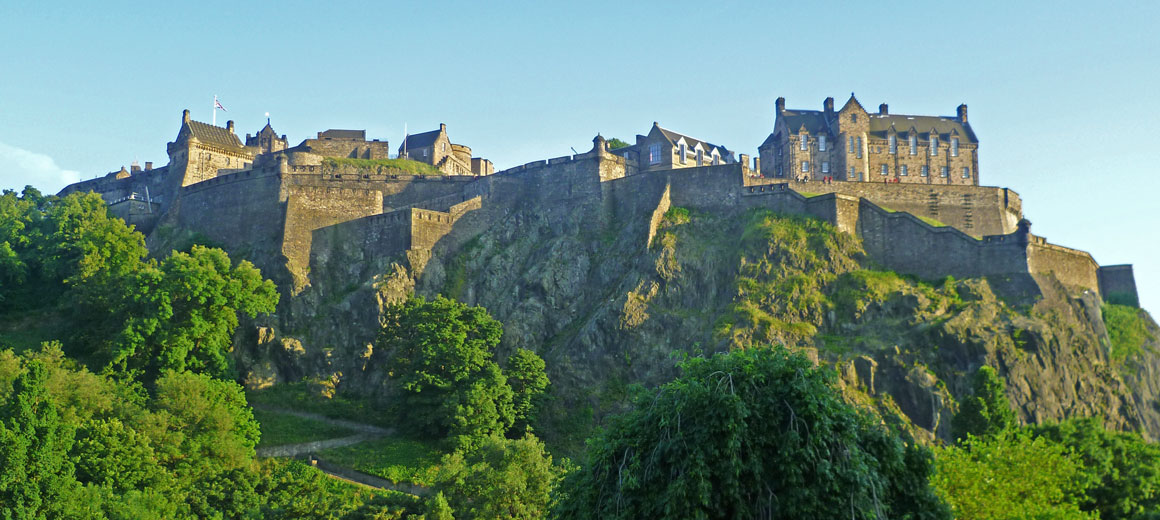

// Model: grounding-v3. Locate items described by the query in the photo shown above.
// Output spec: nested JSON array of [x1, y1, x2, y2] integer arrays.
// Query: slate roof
[[183, 120, 246, 150], [779, 110, 833, 136], [398, 128, 442, 151], [868, 114, 977, 143], [655, 124, 732, 157], [318, 129, 366, 140]]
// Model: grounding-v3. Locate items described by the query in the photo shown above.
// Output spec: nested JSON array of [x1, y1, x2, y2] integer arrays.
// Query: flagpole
[[213, 95, 217, 126], [403, 122, 407, 159]]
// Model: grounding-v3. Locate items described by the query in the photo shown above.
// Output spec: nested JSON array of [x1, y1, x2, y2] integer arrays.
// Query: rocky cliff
[[224, 183, 1160, 452]]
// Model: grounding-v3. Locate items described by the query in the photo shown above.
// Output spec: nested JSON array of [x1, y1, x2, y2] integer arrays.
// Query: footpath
[[254, 406, 430, 496]]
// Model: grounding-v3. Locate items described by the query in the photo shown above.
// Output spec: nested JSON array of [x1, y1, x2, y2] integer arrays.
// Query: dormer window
[[951, 138, 959, 157], [799, 132, 807, 151], [889, 135, 897, 154], [818, 135, 827, 152], [909, 135, 917, 155], [679, 143, 687, 164], [696, 149, 703, 166], [931, 136, 939, 156]]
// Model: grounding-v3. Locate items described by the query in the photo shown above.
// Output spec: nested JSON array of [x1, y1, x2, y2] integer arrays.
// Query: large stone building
[[167, 110, 254, 187], [245, 120, 289, 155], [759, 94, 979, 185], [610, 122, 736, 172], [399, 123, 493, 176]]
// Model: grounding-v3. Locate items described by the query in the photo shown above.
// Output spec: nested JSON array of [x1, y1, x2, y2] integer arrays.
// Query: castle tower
[[246, 118, 289, 155], [166, 109, 255, 187]]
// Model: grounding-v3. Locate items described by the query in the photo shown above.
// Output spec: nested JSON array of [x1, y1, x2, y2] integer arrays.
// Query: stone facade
[[398, 124, 493, 175], [610, 122, 736, 173], [167, 110, 255, 187], [58, 103, 1137, 309], [245, 121, 289, 155], [760, 95, 979, 186]]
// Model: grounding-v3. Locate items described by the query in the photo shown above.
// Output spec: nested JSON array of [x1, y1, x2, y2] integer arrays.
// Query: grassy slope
[[253, 408, 357, 447]]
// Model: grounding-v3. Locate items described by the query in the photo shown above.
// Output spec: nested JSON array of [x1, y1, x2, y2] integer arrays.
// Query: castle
[[58, 97, 1140, 308]]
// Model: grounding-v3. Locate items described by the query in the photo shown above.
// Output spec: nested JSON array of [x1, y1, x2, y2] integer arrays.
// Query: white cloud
[[0, 141, 82, 194]]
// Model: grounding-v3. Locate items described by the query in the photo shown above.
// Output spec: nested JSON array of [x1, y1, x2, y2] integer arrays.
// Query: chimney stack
[[440, 123, 446, 133], [776, 97, 786, 115], [823, 97, 834, 113], [182, 109, 190, 123], [145, 161, 153, 170], [957, 104, 968, 122], [226, 120, 235, 133], [879, 103, 889, 115]]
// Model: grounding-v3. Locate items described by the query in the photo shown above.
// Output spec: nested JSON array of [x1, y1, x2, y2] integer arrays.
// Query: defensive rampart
[[745, 177, 1022, 237]]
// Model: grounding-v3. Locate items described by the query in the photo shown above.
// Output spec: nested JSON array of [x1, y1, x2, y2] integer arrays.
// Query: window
[[880, 164, 888, 175], [649, 143, 661, 164], [909, 135, 917, 155], [696, 149, 703, 166], [940, 166, 949, 177], [931, 136, 939, 156], [921, 165, 929, 177], [889, 135, 897, 154], [856, 137, 863, 158], [851, 113, 857, 123], [951, 138, 959, 157], [821, 161, 830, 173], [801, 161, 809, 173], [848, 136, 853, 152], [849, 166, 854, 178], [900, 165, 908, 176], [819, 135, 827, 152], [423, 149, 429, 157], [442, 142, 447, 152], [778, 165, 783, 177], [679, 143, 687, 164], [800, 133, 808, 151], [962, 167, 970, 179]]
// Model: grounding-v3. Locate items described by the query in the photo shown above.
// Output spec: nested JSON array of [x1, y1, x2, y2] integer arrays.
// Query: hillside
[[231, 183, 1160, 452]]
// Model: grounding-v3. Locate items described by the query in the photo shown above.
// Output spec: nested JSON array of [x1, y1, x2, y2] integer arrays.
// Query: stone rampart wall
[[744, 177, 1022, 237], [1099, 265, 1140, 306], [282, 185, 383, 289], [1026, 239, 1100, 295], [856, 201, 1029, 282]]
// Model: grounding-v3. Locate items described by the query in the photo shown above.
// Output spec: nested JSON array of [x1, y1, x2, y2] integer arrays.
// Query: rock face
[[226, 185, 1160, 449]]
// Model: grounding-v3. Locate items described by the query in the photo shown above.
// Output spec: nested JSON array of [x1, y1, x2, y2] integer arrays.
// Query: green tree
[[932, 430, 1095, 520], [424, 491, 456, 520], [555, 347, 950, 520], [951, 365, 1017, 441], [90, 245, 278, 382], [36, 191, 147, 287], [436, 434, 561, 520], [605, 138, 631, 150], [378, 296, 518, 444], [0, 360, 80, 519], [1033, 417, 1160, 520], [504, 348, 549, 433]]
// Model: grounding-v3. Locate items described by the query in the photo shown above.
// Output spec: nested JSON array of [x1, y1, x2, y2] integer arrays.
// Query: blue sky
[[2, 1, 1158, 311]]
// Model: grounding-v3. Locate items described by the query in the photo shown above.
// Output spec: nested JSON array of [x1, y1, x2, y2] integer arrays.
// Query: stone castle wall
[[1099, 265, 1140, 306], [745, 177, 1022, 237]]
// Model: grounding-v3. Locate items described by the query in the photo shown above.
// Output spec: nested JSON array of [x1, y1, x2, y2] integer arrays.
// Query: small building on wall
[[610, 122, 735, 172], [166, 110, 255, 187], [398, 123, 493, 175], [759, 94, 979, 185]]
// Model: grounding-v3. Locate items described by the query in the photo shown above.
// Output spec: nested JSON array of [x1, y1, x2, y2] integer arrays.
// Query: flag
[[215, 99, 228, 112]]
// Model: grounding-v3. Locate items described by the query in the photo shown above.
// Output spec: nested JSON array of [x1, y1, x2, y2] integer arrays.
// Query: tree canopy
[[555, 347, 950, 520]]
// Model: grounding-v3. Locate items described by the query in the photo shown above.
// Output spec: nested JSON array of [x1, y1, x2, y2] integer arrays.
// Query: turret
[[592, 134, 607, 153]]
